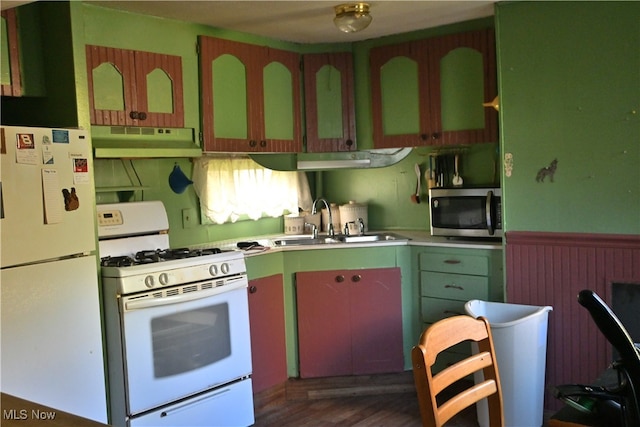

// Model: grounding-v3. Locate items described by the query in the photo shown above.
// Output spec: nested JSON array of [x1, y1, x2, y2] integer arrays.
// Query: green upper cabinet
[[85, 45, 185, 128], [428, 29, 498, 145], [199, 36, 302, 153], [303, 52, 357, 152], [370, 28, 498, 148], [1, 9, 21, 96], [1, 5, 46, 99], [370, 40, 429, 148]]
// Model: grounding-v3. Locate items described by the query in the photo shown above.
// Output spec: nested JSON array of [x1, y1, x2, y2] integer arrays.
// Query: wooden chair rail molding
[[504, 230, 640, 412], [505, 231, 640, 249]]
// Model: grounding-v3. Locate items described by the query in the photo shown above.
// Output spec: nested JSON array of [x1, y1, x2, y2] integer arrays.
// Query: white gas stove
[[97, 201, 254, 427], [97, 201, 247, 292]]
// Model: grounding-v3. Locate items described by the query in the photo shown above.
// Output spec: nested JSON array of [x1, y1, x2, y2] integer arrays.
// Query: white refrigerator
[[0, 126, 108, 422]]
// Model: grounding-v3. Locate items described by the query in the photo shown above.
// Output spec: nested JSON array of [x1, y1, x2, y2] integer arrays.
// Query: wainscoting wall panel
[[505, 231, 640, 410]]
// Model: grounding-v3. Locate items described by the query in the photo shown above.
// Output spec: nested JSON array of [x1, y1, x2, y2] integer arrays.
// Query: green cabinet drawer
[[419, 252, 489, 276], [421, 297, 467, 323], [420, 271, 489, 300]]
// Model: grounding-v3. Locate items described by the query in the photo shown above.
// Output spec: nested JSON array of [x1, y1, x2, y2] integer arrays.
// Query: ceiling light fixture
[[333, 3, 372, 33]]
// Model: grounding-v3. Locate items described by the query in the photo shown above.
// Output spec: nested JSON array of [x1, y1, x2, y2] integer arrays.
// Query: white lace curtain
[[192, 157, 312, 224]]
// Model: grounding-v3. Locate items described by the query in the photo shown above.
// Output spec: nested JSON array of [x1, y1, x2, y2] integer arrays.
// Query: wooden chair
[[411, 315, 504, 427]]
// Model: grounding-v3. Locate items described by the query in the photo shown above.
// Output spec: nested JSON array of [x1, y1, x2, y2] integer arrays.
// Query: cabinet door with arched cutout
[[428, 28, 498, 145], [370, 41, 432, 148], [199, 36, 302, 153], [303, 52, 356, 152], [86, 45, 184, 127]]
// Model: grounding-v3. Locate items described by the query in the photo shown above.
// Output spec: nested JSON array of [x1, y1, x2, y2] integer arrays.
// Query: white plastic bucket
[[465, 300, 553, 427]]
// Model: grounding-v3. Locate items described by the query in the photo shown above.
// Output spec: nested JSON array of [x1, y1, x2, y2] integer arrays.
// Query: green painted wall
[[321, 144, 500, 231], [72, 2, 305, 247], [496, 1, 640, 234], [65, 2, 495, 249], [13, 2, 636, 241]]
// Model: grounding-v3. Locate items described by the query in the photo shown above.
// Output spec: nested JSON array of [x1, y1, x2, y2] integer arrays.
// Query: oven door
[[119, 278, 252, 416]]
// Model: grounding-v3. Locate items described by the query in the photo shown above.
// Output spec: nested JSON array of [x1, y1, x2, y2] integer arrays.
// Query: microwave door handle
[[486, 190, 495, 236]]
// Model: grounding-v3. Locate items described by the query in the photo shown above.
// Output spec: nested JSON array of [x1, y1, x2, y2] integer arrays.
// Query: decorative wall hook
[[536, 159, 558, 182], [483, 96, 499, 111]]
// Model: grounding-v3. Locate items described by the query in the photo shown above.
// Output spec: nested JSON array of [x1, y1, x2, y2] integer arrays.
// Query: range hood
[[91, 126, 202, 158], [250, 147, 412, 171]]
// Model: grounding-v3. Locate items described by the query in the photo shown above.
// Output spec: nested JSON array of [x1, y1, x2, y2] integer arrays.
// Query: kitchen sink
[[272, 232, 408, 247], [337, 233, 401, 243], [272, 236, 342, 246]]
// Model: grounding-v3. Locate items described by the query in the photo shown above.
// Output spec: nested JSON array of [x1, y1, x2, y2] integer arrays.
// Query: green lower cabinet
[[296, 267, 403, 378], [247, 247, 406, 379], [420, 271, 489, 301], [415, 245, 503, 372], [421, 296, 468, 323]]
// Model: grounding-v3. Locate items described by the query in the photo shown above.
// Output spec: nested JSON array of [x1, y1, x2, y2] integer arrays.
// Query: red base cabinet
[[248, 274, 287, 393], [296, 267, 403, 378]]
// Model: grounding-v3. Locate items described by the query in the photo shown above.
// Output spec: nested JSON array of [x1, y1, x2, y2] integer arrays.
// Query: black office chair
[[553, 289, 640, 427]]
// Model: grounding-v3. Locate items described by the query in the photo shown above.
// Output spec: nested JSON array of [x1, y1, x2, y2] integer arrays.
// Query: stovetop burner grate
[[101, 256, 136, 268], [100, 247, 223, 267]]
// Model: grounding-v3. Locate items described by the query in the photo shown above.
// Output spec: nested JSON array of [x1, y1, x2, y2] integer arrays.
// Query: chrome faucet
[[311, 198, 334, 238], [305, 222, 318, 238]]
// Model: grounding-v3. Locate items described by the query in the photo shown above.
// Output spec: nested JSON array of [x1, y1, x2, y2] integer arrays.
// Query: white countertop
[[189, 230, 503, 256]]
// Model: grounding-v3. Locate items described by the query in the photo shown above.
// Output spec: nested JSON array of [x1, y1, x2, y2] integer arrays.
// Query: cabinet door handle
[[420, 133, 429, 141], [445, 284, 464, 291], [351, 274, 361, 282], [335, 275, 345, 283], [249, 285, 257, 294], [138, 111, 147, 120], [444, 259, 461, 264], [260, 140, 267, 148], [249, 140, 257, 147], [129, 111, 139, 120], [345, 139, 354, 148]]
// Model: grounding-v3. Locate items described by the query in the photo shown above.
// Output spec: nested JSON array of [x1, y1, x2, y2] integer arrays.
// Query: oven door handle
[[160, 387, 231, 419], [123, 278, 247, 311]]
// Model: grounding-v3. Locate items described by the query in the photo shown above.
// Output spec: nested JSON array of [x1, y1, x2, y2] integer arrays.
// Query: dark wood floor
[[253, 373, 479, 427]]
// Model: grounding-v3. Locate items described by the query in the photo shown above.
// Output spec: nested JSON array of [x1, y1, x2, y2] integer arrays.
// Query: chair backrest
[[412, 315, 504, 427]]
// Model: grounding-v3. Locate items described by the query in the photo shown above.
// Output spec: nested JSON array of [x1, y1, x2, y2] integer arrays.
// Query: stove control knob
[[221, 263, 230, 275], [209, 264, 219, 277], [159, 273, 170, 286], [144, 275, 155, 288]]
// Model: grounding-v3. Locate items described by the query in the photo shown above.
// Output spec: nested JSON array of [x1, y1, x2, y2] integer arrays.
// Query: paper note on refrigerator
[[41, 168, 62, 224], [42, 135, 54, 165], [16, 132, 38, 165], [72, 157, 90, 184]]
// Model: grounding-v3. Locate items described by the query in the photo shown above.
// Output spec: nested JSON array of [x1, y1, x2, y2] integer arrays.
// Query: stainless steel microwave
[[429, 187, 502, 238]]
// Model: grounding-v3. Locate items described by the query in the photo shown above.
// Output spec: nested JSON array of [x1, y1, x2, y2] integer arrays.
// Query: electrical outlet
[[182, 208, 196, 229]]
